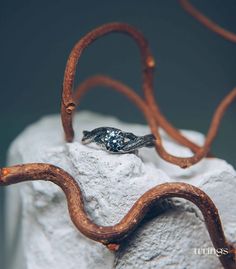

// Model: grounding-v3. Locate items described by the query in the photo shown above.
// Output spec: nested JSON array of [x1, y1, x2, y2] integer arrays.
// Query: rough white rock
[[6, 111, 236, 269]]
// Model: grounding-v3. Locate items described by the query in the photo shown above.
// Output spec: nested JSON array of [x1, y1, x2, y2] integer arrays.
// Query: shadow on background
[[0, 0, 236, 268]]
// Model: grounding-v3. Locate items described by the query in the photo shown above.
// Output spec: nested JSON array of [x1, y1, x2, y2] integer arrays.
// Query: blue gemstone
[[104, 130, 124, 152]]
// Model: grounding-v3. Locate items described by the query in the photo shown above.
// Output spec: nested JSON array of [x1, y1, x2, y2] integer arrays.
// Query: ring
[[81, 127, 156, 153]]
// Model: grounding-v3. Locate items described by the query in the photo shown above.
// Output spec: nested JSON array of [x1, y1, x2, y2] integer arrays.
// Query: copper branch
[[61, 21, 200, 152], [0, 164, 235, 268], [61, 22, 236, 168], [179, 0, 236, 43], [61, 22, 154, 143], [152, 88, 236, 168]]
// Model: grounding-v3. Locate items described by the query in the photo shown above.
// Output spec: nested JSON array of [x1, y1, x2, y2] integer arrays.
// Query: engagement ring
[[81, 127, 156, 153]]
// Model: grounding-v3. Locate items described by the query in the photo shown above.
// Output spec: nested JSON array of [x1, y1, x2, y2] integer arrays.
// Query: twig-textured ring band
[[81, 127, 156, 153]]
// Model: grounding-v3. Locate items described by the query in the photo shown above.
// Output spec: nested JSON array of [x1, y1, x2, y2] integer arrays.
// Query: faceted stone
[[104, 129, 124, 152]]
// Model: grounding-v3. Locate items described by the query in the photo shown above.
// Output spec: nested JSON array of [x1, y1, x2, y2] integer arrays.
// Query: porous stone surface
[[6, 111, 236, 269]]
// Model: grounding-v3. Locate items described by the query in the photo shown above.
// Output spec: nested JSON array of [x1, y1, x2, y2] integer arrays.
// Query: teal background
[[0, 0, 235, 268]]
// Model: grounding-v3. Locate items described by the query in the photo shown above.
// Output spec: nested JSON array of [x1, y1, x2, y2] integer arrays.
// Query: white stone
[[6, 111, 236, 269]]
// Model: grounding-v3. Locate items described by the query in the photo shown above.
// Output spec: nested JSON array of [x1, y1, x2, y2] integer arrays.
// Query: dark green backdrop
[[0, 0, 236, 268]]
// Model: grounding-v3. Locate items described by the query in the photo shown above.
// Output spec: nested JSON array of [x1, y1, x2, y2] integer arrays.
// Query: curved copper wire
[[61, 22, 155, 143], [61, 22, 204, 154], [61, 22, 236, 168], [74, 75, 236, 167], [151, 87, 236, 168], [179, 0, 236, 43], [0, 163, 235, 268]]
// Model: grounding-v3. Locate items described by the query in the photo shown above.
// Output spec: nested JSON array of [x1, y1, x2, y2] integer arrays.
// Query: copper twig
[[179, 0, 236, 43], [61, 22, 205, 154], [151, 88, 236, 168], [61, 22, 236, 168], [0, 163, 235, 268], [61, 22, 154, 143]]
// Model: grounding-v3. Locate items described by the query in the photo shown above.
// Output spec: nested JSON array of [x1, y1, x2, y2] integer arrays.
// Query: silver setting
[[81, 127, 156, 153]]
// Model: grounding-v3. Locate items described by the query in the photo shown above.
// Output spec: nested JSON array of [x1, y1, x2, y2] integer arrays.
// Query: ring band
[[81, 127, 156, 153]]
